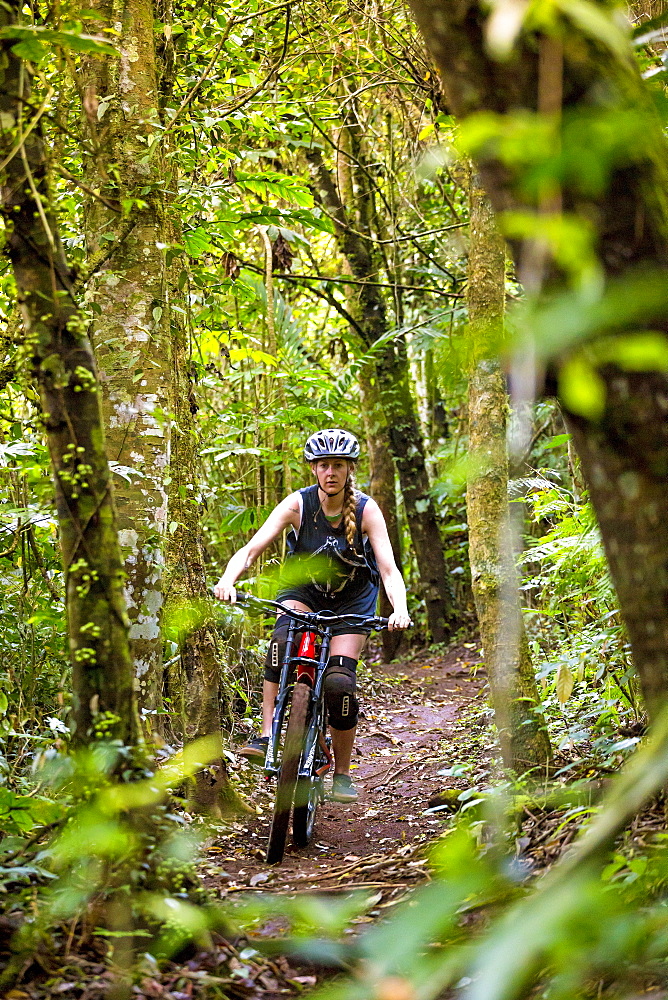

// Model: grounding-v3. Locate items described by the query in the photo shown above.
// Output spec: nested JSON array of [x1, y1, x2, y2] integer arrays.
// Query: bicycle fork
[[298, 632, 332, 780], [265, 618, 301, 776]]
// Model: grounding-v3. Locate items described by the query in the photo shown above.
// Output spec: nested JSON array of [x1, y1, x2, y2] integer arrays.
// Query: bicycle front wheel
[[266, 682, 310, 865], [293, 775, 322, 847]]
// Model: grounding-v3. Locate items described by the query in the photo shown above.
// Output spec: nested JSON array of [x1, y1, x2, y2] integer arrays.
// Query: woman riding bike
[[214, 428, 410, 803]]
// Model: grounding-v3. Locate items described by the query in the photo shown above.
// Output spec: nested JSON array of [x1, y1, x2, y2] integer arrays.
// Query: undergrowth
[[517, 473, 641, 770]]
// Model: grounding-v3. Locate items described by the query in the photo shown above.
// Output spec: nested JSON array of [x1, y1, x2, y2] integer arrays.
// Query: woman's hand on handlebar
[[387, 609, 412, 631], [213, 577, 237, 603]]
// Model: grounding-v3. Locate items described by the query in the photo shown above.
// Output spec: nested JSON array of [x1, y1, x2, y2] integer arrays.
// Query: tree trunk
[[156, 5, 242, 813], [0, 3, 138, 744], [80, 0, 170, 716], [564, 380, 668, 721], [358, 366, 404, 661], [164, 301, 241, 814], [466, 171, 551, 771], [406, 0, 668, 721], [308, 140, 455, 642]]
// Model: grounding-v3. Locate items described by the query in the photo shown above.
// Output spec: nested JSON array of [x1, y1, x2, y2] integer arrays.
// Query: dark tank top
[[284, 484, 379, 597]]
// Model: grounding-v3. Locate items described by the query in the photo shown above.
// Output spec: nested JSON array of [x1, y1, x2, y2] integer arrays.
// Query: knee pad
[[263, 615, 293, 683], [324, 655, 358, 731]]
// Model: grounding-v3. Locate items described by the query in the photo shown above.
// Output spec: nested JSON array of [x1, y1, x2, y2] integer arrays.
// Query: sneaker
[[238, 734, 269, 764], [330, 774, 359, 803]]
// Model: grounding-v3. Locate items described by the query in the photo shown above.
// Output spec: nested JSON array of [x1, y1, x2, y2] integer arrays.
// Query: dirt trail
[[203, 641, 486, 898], [0, 646, 488, 1000]]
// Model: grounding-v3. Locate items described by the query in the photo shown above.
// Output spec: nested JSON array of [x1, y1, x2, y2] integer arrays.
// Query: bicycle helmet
[[303, 428, 360, 462]]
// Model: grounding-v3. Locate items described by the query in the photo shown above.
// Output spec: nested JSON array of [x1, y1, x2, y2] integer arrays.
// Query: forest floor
[[1, 638, 492, 1000], [184, 637, 494, 999], [6, 643, 668, 999], [203, 637, 489, 903]]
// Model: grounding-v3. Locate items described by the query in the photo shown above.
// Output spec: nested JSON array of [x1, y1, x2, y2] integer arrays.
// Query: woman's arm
[[362, 499, 411, 631], [213, 493, 301, 602]]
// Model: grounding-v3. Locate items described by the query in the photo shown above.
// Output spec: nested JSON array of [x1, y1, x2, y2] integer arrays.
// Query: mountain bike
[[236, 592, 390, 865]]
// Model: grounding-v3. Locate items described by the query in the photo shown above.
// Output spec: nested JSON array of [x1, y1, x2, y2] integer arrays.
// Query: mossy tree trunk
[[163, 297, 239, 814], [466, 171, 551, 772], [80, 0, 170, 718], [358, 366, 404, 661], [156, 7, 240, 813], [76, 3, 238, 804], [565, 383, 668, 721], [308, 132, 455, 643], [332, 123, 403, 657], [0, 2, 138, 744], [407, 0, 668, 721]]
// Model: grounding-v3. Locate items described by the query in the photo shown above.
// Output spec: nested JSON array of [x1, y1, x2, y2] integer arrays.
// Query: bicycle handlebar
[[233, 590, 402, 632]]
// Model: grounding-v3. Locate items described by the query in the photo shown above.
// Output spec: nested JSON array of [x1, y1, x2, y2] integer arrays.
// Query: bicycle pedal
[[315, 761, 332, 777]]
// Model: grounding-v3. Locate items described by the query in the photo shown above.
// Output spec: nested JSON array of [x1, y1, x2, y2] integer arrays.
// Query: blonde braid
[[343, 466, 358, 549]]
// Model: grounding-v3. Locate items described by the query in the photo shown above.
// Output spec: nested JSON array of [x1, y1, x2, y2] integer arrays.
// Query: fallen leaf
[[249, 872, 271, 887]]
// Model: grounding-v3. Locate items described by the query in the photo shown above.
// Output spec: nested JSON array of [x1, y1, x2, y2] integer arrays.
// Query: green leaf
[[556, 661, 575, 704], [558, 356, 605, 419], [543, 433, 571, 450], [11, 36, 47, 62], [516, 270, 668, 360], [555, 0, 632, 61], [47, 29, 117, 54], [228, 347, 277, 367], [215, 504, 258, 533], [602, 331, 668, 372], [183, 227, 213, 258], [0, 26, 117, 59], [418, 123, 436, 140], [290, 187, 314, 209], [95, 927, 153, 938]]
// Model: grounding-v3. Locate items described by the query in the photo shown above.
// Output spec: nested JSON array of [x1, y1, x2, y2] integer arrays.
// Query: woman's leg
[[329, 633, 368, 658], [327, 632, 367, 776]]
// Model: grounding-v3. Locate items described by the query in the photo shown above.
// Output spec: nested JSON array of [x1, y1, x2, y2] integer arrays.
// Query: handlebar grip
[[234, 589, 250, 604]]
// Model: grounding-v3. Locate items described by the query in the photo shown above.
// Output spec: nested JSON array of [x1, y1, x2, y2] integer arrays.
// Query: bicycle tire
[[265, 682, 310, 865], [293, 776, 321, 847]]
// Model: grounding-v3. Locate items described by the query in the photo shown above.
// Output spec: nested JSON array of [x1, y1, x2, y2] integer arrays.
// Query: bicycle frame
[[264, 613, 332, 777], [233, 592, 396, 863], [235, 593, 386, 777]]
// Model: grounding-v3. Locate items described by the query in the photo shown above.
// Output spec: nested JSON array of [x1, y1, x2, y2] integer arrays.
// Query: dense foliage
[[2, 0, 668, 998]]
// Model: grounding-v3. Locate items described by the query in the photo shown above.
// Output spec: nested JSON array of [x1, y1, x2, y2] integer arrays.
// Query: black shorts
[[275, 580, 379, 637]]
